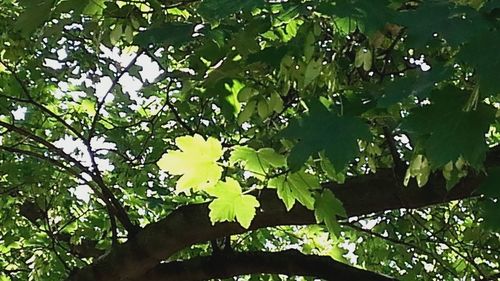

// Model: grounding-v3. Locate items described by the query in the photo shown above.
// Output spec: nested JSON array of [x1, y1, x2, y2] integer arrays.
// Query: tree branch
[[137, 250, 397, 281], [0, 59, 137, 234], [68, 147, 500, 281], [0, 120, 137, 234]]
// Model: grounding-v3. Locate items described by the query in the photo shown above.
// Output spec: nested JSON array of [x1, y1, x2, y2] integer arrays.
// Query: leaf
[[377, 64, 451, 107], [109, 23, 123, 45], [237, 87, 257, 102], [282, 101, 371, 171], [404, 154, 430, 187], [15, 0, 55, 37], [269, 92, 284, 113], [395, 1, 484, 48], [134, 23, 195, 47], [55, 0, 91, 15], [247, 46, 289, 68], [198, 0, 265, 23], [402, 86, 495, 169], [320, 153, 346, 184], [157, 134, 223, 193], [303, 58, 322, 88], [230, 146, 286, 179], [477, 167, 500, 230], [317, 0, 394, 35], [238, 100, 257, 125], [207, 178, 260, 229], [314, 189, 346, 237], [457, 32, 500, 96], [257, 99, 271, 119], [268, 170, 320, 210]]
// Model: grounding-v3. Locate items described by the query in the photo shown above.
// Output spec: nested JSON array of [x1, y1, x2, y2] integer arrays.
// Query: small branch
[[144, 50, 196, 134], [137, 250, 397, 281], [408, 211, 486, 279], [164, 96, 195, 134], [344, 222, 460, 278], [382, 126, 406, 177], [0, 120, 137, 234], [0, 61, 85, 140], [107, 205, 119, 246], [88, 50, 144, 140]]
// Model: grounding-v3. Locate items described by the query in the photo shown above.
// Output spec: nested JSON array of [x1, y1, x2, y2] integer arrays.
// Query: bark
[[137, 250, 398, 281], [68, 148, 500, 281]]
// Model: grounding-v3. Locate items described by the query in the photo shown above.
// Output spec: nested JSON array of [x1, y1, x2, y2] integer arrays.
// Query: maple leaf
[[229, 146, 286, 179], [207, 178, 260, 229], [157, 134, 223, 193], [402, 86, 495, 169], [268, 170, 320, 211], [282, 101, 371, 171], [314, 189, 347, 237]]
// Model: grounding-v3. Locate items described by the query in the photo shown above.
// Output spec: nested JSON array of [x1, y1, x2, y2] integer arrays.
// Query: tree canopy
[[0, 0, 499, 280]]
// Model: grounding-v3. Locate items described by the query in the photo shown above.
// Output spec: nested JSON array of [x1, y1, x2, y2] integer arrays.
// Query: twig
[[88, 50, 144, 140]]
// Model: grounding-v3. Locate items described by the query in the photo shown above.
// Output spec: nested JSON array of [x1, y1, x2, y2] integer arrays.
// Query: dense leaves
[[0, 0, 499, 280], [283, 101, 372, 171]]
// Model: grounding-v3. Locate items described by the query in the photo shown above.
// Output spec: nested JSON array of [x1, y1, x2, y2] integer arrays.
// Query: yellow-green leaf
[[229, 146, 286, 179], [268, 170, 319, 210], [157, 134, 223, 193], [207, 178, 260, 229]]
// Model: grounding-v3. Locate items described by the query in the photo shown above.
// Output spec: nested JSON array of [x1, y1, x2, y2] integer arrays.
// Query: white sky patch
[[57, 48, 68, 60], [12, 107, 27, 120], [94, 76, 114, 102], [136, 54, 162, 83], [53, 135, 115, 172], [359, 218, 381, 230], [340, 240, 358, 264], [42, 46, 164, 202], [71, 185, 93, 203], [44, 58, 64, 70], [99, 46, 135, 66], [119, 73, 143, 96]]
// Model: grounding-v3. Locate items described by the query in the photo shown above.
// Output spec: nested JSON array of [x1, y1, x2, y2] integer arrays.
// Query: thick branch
[[68, 168, 495, 280], [138, 250, 397, 281]]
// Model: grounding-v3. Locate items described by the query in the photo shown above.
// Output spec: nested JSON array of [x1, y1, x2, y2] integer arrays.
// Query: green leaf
[[238, 100, 257, 125], [198, 0, 265, 23], [403, 154, 430, 188], [282, 101, 371, 171], [377, 64, 451, 107], [268, 170, 320, 210], [157, 134, 223, 193], [15, 0, 55, 37], [207, 178, 260, 229], [55, 0, 91, 15], [395, 1, 483, 47], [314, 189, 346, 237], [458, 32, 500, 96], [230, 146, 286, 179], [477, 167, 500, 230], [303, 58, 322, 88], [134, 23, 195, 47], [257, 99, 271, 119], [402, 87, 495, 169], [317, 0, 394, 35], [109, 23, 123, 45]]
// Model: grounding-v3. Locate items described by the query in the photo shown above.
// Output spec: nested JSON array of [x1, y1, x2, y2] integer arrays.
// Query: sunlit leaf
[[157, 134, 223, 193], [207, 178, 260, 229], [268, 170, 320, 210], [314, 189, 346, 237]]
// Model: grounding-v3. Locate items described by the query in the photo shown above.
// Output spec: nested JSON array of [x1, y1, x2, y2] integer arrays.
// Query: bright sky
[[41, 46, 163, 202]]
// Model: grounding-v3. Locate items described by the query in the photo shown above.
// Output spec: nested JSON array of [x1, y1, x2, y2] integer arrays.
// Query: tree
[[0, 0, 499, 280]]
